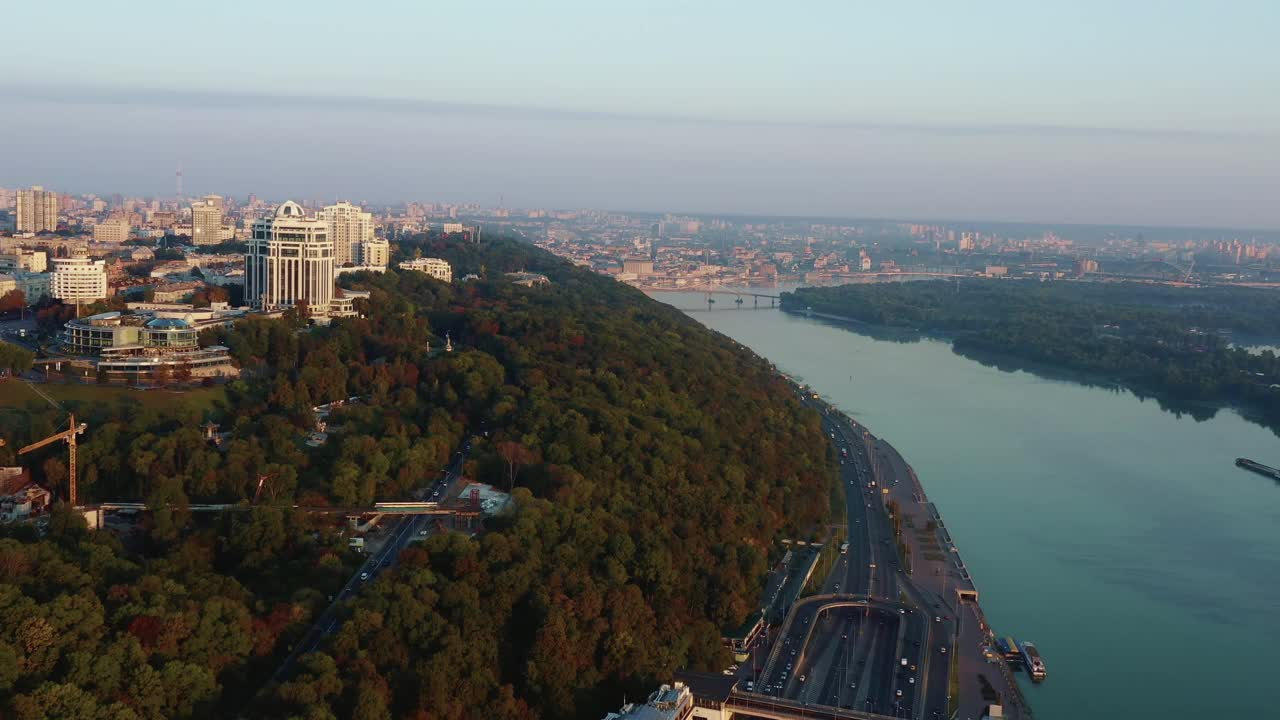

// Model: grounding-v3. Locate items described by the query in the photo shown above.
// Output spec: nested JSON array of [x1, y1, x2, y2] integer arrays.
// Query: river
[[653, 290, 1279, 720]]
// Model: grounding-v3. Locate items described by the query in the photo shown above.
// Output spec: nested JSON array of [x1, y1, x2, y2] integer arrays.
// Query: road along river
[[654, 290, 1280, 720]]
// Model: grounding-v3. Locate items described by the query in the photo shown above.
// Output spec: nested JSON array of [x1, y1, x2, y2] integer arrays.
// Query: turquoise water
[[656, 293, 1280, 719]]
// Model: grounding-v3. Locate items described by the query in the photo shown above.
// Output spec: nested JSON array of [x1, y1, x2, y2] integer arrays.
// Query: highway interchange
[[750, 404, 959, 719]]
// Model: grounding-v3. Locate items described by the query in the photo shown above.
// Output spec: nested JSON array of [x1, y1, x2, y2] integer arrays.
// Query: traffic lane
[[759, 605, 816, 696], [923, 621, 954, 719], [811, 610, 856, 709], [273, 442, 473, 680], [864, 613, 899, 716]]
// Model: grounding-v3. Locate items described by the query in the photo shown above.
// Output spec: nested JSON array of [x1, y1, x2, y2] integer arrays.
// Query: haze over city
[[4, 0, 1279, 228]]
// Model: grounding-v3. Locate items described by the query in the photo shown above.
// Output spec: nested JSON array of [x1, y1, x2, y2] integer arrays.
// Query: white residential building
[[51, 251, 109, 302], [191, 198, 225, 246], [16, 186, 58, 233], [0, 249, 48, 273], [398, 257, 452, 282], [245, 201, 335, 315], [93, 218, 131, 243], [360, 237, 390, 268], [320, 201, 374, 267]]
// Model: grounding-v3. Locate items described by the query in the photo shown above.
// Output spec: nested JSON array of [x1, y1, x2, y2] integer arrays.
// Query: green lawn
[[0, 379, 228, 415]]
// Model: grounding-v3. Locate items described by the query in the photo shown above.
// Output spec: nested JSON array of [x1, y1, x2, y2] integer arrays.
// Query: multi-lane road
[[270, 442, 472, 682], [753, 402, 960, 719]]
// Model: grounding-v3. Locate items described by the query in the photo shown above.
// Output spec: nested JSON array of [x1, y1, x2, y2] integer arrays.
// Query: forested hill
[[782, 280, 1280, 431], [0, 236, 835, 720]]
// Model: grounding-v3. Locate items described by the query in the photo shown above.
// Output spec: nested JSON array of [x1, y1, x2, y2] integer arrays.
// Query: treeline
[[783, 280, 1280, 430], [3, 235, 835, 719], [0, 505, 356, 719]]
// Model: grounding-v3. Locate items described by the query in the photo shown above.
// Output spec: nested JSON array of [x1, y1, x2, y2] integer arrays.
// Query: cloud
[[1, 82, 1256, 143]]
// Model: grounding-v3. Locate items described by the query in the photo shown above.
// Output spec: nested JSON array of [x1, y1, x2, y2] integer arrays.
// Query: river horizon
[[653, 289, 1279, 720]]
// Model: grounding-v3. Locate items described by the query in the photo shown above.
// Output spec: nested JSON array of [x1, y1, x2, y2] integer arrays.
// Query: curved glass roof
[[145, 317, 192, 329]]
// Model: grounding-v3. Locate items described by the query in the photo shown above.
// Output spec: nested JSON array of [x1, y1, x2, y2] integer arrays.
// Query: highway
[[753, 405, 930, 718], [268, 440, 473, 683]]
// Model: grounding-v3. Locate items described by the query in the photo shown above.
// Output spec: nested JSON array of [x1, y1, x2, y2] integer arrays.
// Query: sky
[[2, 0, 1278, 228]]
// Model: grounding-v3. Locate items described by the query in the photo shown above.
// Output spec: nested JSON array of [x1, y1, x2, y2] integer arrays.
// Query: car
[[722, 669, 733, 676], [909, 677, 915, 685], [419, 529, 428, 536], [939, 647, 947, 654], [934, 616, 941, 622], [896, 689, 903, 698], [799, 675, 806, 682], [359, 572, 369, 581], [900, 608, 906, 614]]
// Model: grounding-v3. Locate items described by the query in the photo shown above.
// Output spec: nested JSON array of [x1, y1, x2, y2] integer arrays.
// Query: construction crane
[[18, 414, 88, 507]]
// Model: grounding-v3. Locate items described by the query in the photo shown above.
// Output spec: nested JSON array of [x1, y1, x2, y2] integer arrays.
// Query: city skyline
[[3, 2, 1279, 229]]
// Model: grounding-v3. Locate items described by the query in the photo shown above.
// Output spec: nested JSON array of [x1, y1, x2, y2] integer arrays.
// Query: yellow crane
[[18, 414, 88, 507]]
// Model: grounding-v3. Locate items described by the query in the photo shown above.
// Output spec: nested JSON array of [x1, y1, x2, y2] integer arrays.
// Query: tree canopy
[[3, 235, 835, 719]]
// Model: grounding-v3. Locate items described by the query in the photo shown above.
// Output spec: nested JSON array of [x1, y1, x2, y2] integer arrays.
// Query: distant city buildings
[[16, 186, 58, 233], [246, 201, 339, 317], [399, 257, 452, 282], [50, 250, 108, 302], [622, 256, 655, 276]]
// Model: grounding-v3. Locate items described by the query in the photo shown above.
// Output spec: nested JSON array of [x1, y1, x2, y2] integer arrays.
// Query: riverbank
[[657, 289, 1280, 719], [784, 304, 1280, 438]]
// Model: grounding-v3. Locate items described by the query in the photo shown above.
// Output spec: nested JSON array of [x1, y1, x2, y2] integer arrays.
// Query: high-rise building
[[51, 250, 109, 302], [16, 186, 59, 233], [320, 201, 374, 266], [191, 198, 224, 246], [93, 218, 131, 243], [246, 201, 335, 315], [360, 237, 390, 268]]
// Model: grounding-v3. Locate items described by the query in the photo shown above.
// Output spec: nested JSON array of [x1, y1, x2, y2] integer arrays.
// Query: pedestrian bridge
[[94, 500, 460, 515]]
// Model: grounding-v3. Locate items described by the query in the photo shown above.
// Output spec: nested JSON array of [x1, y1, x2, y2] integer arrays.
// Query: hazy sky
[[3, 1, 1277, 227]]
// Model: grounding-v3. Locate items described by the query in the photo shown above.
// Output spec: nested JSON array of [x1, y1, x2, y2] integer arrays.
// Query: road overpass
[[676, 670, 907, 720]]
